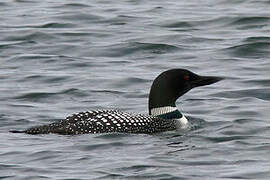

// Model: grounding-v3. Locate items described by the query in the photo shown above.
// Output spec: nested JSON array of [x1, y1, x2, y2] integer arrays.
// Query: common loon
[[10, 69, 222, 135]]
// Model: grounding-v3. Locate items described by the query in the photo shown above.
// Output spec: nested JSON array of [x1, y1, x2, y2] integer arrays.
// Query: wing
[[24, 110, 176, 135], [54, 110, 176, 134], [24, 110, 116, 134]]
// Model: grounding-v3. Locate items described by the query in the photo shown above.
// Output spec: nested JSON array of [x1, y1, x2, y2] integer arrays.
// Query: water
[[1, 0, 270, 179]]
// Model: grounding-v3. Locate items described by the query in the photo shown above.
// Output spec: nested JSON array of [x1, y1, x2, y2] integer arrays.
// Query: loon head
[[148, 69, 223, 115]]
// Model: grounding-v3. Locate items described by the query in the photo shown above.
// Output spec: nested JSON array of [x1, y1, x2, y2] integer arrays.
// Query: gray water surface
[[1, 0, 270, 179]]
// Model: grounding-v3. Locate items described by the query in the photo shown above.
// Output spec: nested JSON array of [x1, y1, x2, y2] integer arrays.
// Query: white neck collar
[[150, 106, 178, 116], [151, 106, 189, 128]]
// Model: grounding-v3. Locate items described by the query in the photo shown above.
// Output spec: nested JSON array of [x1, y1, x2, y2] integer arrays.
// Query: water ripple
[[225, 42, 270, 57], [93, 42, 180, 57], [1, 0, 270, 179], [14, 88, 87, 102], [230, 16, 270, 25]]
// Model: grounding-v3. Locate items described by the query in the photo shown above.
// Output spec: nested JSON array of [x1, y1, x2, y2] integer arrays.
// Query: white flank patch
[[175, 114, 189, 129]]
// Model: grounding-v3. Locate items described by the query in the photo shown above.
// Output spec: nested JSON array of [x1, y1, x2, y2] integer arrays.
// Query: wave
[[94, 42, 180, 57], [223, 42, 270, 57], [229, 16, 270, 25]]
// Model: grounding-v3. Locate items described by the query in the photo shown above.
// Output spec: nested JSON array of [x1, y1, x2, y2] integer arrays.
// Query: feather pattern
[[25, 110, 177, 135]]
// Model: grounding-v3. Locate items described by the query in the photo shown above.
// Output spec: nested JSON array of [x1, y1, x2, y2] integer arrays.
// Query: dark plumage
[[22, 110, 176, 134], [10, 69, 222, 135]]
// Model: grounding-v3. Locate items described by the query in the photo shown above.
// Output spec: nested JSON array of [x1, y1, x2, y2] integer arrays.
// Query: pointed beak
[[192, 75, 224, 87]]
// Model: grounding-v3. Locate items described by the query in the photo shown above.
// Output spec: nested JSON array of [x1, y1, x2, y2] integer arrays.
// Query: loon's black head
[[148, 69, 223, 115]]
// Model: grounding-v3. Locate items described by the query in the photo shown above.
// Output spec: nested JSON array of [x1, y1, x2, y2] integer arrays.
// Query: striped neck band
[[151, 106, 183, 119]]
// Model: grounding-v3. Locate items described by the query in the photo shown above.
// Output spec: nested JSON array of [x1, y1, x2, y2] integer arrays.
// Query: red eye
[[184, 75, 190, 81]]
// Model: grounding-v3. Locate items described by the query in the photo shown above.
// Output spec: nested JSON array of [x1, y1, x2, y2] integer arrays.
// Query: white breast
[[175, 114, 189, 129]]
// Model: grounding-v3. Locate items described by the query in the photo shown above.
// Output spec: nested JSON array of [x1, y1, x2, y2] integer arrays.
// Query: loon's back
[[24, 110, 176, 135]]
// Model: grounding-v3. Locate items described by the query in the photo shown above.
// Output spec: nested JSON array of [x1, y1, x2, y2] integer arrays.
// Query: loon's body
[[23, 109, 188, 135], [11, 69, 222, 135]]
